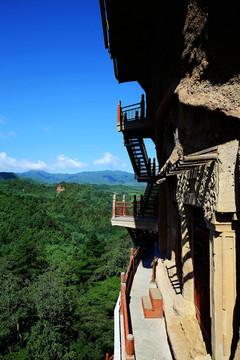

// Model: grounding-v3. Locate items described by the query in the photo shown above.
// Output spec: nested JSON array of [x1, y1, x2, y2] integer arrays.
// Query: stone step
[[142, 288, 163, 319], [149, 288, 163, 310], [142, 295, 152, 310]]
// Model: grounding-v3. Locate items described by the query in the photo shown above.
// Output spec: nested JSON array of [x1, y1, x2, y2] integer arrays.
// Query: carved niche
[[176, 161, 218, 220]]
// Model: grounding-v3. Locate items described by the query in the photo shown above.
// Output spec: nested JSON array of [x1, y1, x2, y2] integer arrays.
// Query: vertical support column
[[123, 194, 126, 217], [181, 207, 194, 302], [210, 223, 236, 360], [117, 100, 121, 125], [112, 194, 116, 217], [133, 195, 137, 217]]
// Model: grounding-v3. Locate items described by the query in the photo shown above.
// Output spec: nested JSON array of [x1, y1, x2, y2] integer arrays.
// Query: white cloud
[[0, 152, 48, 171], [94, 152, 127, 168], [54, 154, 87, 169]]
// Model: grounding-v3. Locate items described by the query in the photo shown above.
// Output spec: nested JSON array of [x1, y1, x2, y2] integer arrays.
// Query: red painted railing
[[106, 248, 142, 360], [112, 194, 158, 219], [120, 247, 142, 359], [112, 194, 137, 218], [105, 354, 114, 360], [117, 95, 145, 127]]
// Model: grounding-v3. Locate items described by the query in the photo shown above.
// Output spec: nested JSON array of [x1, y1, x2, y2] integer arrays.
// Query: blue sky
[[0, 0, 156, 173]]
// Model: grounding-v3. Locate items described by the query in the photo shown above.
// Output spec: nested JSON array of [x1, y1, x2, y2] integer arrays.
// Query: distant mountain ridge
[[15, 170, 144, 186], [0, 172, 18, 181]]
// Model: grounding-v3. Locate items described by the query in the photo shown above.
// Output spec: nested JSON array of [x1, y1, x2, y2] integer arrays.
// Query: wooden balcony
[[117, 95, 153, 137], [111, 194, 158, 232]]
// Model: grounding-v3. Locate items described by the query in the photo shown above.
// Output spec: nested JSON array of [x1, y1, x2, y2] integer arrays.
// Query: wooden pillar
[[112, 194, 116, 217], [133, 195, 137, 217], [209, 221, 236, 360], [123, 194, 126, 217], [117, 100, 121, 125]]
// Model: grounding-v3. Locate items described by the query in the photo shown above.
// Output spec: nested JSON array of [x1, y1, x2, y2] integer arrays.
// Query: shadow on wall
[[166, 264, 182, 295]]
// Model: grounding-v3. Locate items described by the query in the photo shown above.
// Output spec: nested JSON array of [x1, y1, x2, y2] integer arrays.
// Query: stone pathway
[[129, 259, 173, 360]]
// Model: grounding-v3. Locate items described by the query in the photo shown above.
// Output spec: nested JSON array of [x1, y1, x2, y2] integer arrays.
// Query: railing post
[[153, 158, 156, 176], [130, 248, 134, 278], [126, 334, 135, 357], [117, 100, 121, 125], [133, 195, 137, 217], [123, 194, 126, 216], [135, 110, 138, 120], [112, 194, 116, 217], [141, 94, 145, 119]]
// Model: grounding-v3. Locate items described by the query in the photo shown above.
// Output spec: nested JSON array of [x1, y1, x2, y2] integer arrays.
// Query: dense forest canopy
[[0, 178, 142, 360]]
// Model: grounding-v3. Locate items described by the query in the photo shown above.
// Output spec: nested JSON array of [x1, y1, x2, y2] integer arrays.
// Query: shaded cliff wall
[[138, 0, 240, 166]]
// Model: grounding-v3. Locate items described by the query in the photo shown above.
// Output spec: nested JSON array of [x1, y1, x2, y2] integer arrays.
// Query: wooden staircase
[[124, 137, 156, 182], [142, 288, 163, 318], [140, 182, 158, 218]]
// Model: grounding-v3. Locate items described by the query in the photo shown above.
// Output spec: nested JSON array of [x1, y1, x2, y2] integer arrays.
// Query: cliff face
[[176, 1, 240, 118], [145, 0, 240, 166], [103, 0, 240, 164], [142, 0, 240, 116]]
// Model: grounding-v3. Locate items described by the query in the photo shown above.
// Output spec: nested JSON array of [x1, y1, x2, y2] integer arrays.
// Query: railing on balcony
[[115, 195, 136, 217], [121, 247, 142, 359], [112, 194, 158, 219], [105, 247, 142, 360], [117, 94, 145, 129]]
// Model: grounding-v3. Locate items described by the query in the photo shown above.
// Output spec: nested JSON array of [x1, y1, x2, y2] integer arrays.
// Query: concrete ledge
[[111, 216, 158, 232]]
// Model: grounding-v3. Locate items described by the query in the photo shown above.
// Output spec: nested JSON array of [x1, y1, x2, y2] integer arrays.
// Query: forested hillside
[[18, 170, 144, 187], [0, 179, 141, 360]]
